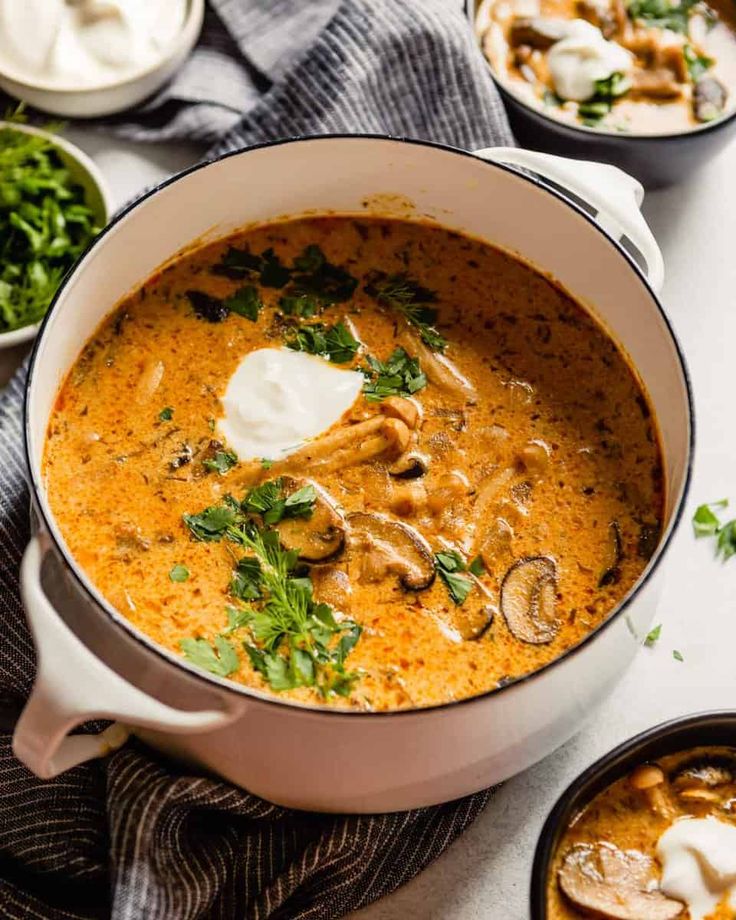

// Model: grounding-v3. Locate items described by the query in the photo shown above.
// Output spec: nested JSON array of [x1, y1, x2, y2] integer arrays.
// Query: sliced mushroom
[[509, 16, 569, 48], [380, 396, 420, 430], [500, 556, 559, 644], [670, 754, 736, 801], [453, 580, 496, 641], [599, 521, 622, 587], [559, 843, 685, 920], [630, 68, 682, 100], [310, 564, 352, 613], [398, 329, 477, 404], [694, 76, 727, 122], [347, 512, 435, 591], [389, 451, 429, 479], [275, 478, 346, 562]]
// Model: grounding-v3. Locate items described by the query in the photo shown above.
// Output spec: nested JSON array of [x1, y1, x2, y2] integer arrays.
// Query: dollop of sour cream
[[548, 19, 632, 102], [0, 0, 187, 89], [657, 816, 736, 920], [218, 348, 364, 462]]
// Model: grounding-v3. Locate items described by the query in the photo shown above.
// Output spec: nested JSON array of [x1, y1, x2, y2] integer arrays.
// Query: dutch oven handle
[[472, 147, 665, 295], [13, 532, 236, 779]]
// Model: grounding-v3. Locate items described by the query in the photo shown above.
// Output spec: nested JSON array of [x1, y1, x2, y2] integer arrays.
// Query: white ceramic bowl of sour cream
[[0, 0, 204, 118]]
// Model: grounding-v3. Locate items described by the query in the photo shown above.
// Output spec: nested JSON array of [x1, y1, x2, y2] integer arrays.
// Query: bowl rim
[[23, 133, 695, 719], [529, 709, 736, 918], [0, 121, 113, 348], [0, 0, 204, 96], [467, 0, 736, 143]]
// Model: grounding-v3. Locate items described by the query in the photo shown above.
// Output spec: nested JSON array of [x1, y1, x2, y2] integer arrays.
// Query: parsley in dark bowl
[[468, 0, 736, 188], [0, 121, 111, 345]]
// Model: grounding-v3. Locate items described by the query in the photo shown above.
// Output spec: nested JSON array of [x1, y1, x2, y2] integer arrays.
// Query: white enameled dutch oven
[[16, 137, 692, 813]]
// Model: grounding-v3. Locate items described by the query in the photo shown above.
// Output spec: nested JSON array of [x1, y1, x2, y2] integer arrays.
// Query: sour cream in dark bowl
[[469, 0, 736, 186], [531, 712, 736, 920]]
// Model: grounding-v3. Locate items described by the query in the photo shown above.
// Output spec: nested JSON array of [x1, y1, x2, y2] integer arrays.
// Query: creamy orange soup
[[549, 747, 736, 919], [476, 0, 736, 133], [44, 216, 664, 710]]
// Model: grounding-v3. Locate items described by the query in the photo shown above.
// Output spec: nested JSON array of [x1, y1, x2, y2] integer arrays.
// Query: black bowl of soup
[[469, 0, 736, 187], [531, 712, 736, 920]]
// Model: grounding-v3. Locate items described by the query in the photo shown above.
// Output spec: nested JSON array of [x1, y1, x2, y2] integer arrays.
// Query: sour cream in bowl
[[0, 0, 204, 117]]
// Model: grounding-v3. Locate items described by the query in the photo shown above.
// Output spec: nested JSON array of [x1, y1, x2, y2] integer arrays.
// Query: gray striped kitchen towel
[[0, 1, 511, 917]]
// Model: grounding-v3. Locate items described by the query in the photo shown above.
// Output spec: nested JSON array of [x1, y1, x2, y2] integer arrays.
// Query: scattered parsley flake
[[644, 623, 662, 647], [169, 564, 190, 583], [673, 649, 684, 662], [158, 406, 174, 422], [436, 550, 474, 606], [362, 347, 427, 402], [203, 449, 238, 476]]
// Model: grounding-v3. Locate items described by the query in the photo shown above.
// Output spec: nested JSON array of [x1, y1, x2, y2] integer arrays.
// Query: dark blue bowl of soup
[[467, 0, 736, 188]]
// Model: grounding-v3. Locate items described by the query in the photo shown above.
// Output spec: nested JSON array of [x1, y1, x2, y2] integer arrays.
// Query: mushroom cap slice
[[500, 556, 559, 644], [670, 754, 736, 791], [347, 512, 435, 591], [558, 843, 685, 920], [276, 478, 346, 562]]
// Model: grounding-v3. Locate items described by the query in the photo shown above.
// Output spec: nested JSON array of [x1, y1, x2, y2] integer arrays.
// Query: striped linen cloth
[[0, 1, 512, 917]]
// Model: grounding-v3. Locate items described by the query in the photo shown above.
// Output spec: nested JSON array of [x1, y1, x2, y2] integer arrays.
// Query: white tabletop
[[11, 127, 736, 920]]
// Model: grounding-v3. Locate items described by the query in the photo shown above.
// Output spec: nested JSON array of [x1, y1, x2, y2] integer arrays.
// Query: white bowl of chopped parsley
[[0, 120, 112, 346]]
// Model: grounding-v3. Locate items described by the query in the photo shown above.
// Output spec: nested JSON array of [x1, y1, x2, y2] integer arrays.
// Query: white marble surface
[[12, 127, 736, 919]]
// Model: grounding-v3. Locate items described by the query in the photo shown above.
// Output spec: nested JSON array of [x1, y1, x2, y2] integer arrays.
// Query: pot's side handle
[[14, 533, 236, 779], [472, 147, 665, 294]]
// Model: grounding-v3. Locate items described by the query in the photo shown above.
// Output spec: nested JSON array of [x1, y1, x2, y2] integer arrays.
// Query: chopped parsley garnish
[[279, 293, 321, 318], [673, 649, 684, 662], [435, 550, 474, 605], [626, 0, 697, 33], [365, 272, 447, 352], [644, 623, 662, 647], [261, 458, 273, 470], [223, 285, 262, 321], [180, 635, 239, 677], [362, 347, 427, 402], [468, 555, 486, 577], [692, 499, 736, 560], [578, 73, 630, 125], [180, 489, 361, 696], [684, 44, 714, 82], [0, 117, 101, 333], [186, 289, 230, 323], [241, 478, 317, 526], [285, 320, 360, 364], [169, 564, 190, 583], [158, 406, 174, 422], [212, 245, 291, 288], [203, 449, 238, 475], [289, 244, 358, 306]]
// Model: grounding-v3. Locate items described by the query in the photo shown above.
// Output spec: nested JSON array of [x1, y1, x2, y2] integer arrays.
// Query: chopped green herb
[[158, 406, 174, 422], [183, 503, 239, 541], [261, 458, 273, 470], [229, 556, 262, 601], [673, 649, 684, 662], [285, 320, 360, 364], [203, 449, 238, 475], [626, 0, 697, 32], [717, 520, 736, 561], [279, 293, 321, 318], [468, 555, 486, 577], [684, 44, 714, 82], [693, 499, 727, 536], [365, 272, 447, 351], [644, 623, 662, 647], [242, 478, 316, 525], [578, 72, 630, 125], [208, 417, 216, 432], [211, 245, 290, 288], [169, 563, 190, 583], [224, 285, 262, 321], [0, 118, 101, 333], [180, 635, 240, 677], [436, 550, 474, 605], [289, 244, 358, 305], [186, 289, 229, 323], [362, 347, 427, 402]]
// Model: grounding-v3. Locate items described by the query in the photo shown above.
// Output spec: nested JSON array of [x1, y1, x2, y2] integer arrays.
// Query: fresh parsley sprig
[[692, 498, 736, 560], [578, 72, 630, 125], [364, 272, 447, 352], [435, 550, 484, 605], [180, 481, 362, 696], [285, 320, 360, 364], [362, 347, 427, 402], [626, 0, 697, 33]]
